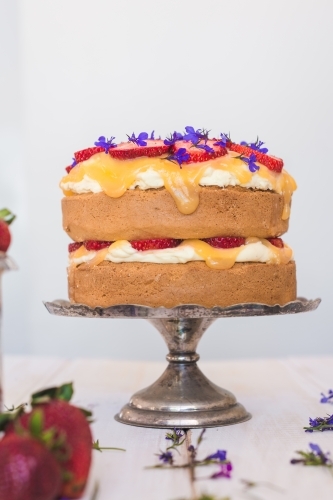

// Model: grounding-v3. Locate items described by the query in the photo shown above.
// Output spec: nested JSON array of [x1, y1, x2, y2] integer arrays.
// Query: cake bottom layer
[[68, 261, 296, 308]]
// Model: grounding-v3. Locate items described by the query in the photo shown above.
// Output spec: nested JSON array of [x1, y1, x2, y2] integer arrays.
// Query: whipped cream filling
[[70, 240, 292, 266], [61, 164, 274, 194], [62, 174, 103, 194]]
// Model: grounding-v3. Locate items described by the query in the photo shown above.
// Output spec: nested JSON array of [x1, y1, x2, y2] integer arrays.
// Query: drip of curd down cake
[[61, 152, 297, 220]]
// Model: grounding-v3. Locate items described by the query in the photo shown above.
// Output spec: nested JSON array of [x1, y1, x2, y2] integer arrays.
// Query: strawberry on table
[[0, 209, 15, 253], [0, 434, 62, 500], [1, 383, 93, 499]]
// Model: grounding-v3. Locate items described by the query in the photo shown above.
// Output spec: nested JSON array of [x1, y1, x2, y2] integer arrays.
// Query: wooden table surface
[[3, 355, 333, 500]]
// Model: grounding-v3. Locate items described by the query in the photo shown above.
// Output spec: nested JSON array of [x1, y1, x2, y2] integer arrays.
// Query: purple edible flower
[[127, 132, 149, 147], [309, 443, 330, 463], [305, 414, 333, 432], [241, 153, 259, 173], [210, 462, 232, 479], [213, 133, 230, 148], [205, 450, 227, 462], [165, 428, 185, 441], [164, 131, 184, 146], [241, 137, 268, 154], [94, 136, 117, 152], [195, 143, 215, 154], [183, 126, 210, 144], [150, 130, 155, 140], [291, 443, 332, 467], [165, 148, 190, 168], [158, 451, 173, 464], [320, 389, 333, 404]]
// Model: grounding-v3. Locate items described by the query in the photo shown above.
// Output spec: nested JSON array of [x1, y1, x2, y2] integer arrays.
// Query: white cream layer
[[61, 164, 274, 195], [70, 240, 292, 266]]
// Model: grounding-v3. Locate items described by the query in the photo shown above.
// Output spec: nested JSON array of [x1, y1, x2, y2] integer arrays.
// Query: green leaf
[[0, 403, 27, 431], [92, 439, 126, 453], [78, 406, 94, 421], [29, 409, 44, 437], [31, 382, 74, 405], [0, 208, 15, 225]]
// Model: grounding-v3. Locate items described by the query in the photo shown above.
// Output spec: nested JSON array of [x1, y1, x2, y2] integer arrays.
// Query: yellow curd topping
[[61, 152, 297, 218], [69, 238, 293, 271]]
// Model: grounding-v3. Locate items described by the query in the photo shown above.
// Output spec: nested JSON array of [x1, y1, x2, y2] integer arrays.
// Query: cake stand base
[[44, 298, 320, 429], [115, 362, 250, 428]]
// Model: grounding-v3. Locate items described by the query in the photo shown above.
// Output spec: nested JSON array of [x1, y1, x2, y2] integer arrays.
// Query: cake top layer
[[60, 127, 297, 218]]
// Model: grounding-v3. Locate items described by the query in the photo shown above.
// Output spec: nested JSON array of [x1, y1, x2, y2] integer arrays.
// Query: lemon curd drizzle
[[69, 238, 293, 271], [61, 152, 297, 219]]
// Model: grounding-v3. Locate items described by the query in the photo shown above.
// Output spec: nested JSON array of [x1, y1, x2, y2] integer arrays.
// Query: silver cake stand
[[44, 298, 320, 429]]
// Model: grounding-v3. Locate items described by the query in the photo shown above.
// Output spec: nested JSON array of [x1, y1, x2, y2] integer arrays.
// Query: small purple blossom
[[158, 451, 173, 464], [195, 143, 215, 154], [309, 443, 331, 463], [320, 389, 333, 404], [94, 136, 117, 152], [241, 137, 268, 154], [164, 131, 184, 146], [165, 428, 185, 441], [165, 148, 190, 167], [205, 450, 227, 462], [305, 414, 333, 432], [214, 133, 230, 148], [71, 158, 77, 167], [241, 153, 259, 173], [150, 130, 155, 140], [127, 132, 149, 147], [291, 443, 332, 467], [183, 126, 210, 144], [210, 462, 232, 479]]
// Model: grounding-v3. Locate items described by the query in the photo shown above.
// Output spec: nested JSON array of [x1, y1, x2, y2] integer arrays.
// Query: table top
[[3, 355, 333, 500]]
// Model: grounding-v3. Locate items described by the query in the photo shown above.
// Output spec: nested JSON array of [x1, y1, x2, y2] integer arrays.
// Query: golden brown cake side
[[62, 186, 289, 242], [68, 261, 296, 308]]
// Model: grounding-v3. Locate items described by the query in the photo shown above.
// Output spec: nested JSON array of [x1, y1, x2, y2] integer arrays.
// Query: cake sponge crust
[[62, 186, 289, 241], [68, 261, 296, 309]]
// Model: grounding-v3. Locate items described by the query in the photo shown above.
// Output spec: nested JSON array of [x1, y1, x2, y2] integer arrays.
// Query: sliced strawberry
[[228, 142, 283, 173], [83, 240, 112, 251], [202, 237, 246, 249], [267, 237, 284, 248], [68, 242, 83, 253], [65, 166, 72, 173], [109, 140, 170, 160], [74, 146, 105, 163], [130, 238, 182, 251], [171, 140, 227, 164]]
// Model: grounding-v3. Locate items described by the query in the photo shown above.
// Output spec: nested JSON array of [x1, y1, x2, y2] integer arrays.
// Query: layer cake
[[60, 129, 297, 308]]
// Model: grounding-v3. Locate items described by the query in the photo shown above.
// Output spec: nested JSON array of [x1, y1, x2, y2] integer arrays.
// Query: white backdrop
[[0, 0, 332, 360]]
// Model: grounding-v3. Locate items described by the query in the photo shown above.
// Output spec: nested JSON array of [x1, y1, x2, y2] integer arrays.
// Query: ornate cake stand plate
[[45, 298, 320, 429]]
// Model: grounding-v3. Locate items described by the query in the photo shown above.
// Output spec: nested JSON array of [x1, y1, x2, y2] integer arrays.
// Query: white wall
[[1, 0, 332, 361]]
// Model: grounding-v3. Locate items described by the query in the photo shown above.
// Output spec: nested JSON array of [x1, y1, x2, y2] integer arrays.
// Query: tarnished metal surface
[[44, 297, 321, 428], [44, 297, 321, 319]]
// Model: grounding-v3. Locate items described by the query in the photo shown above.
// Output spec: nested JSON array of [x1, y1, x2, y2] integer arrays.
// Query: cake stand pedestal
[[44, 298, 320, 429]]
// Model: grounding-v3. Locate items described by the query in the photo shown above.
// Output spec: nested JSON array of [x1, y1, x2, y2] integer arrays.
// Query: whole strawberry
[[0, 208, 15, 252], [0, 434, 62, 500], [2, 383, 93, 499]]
